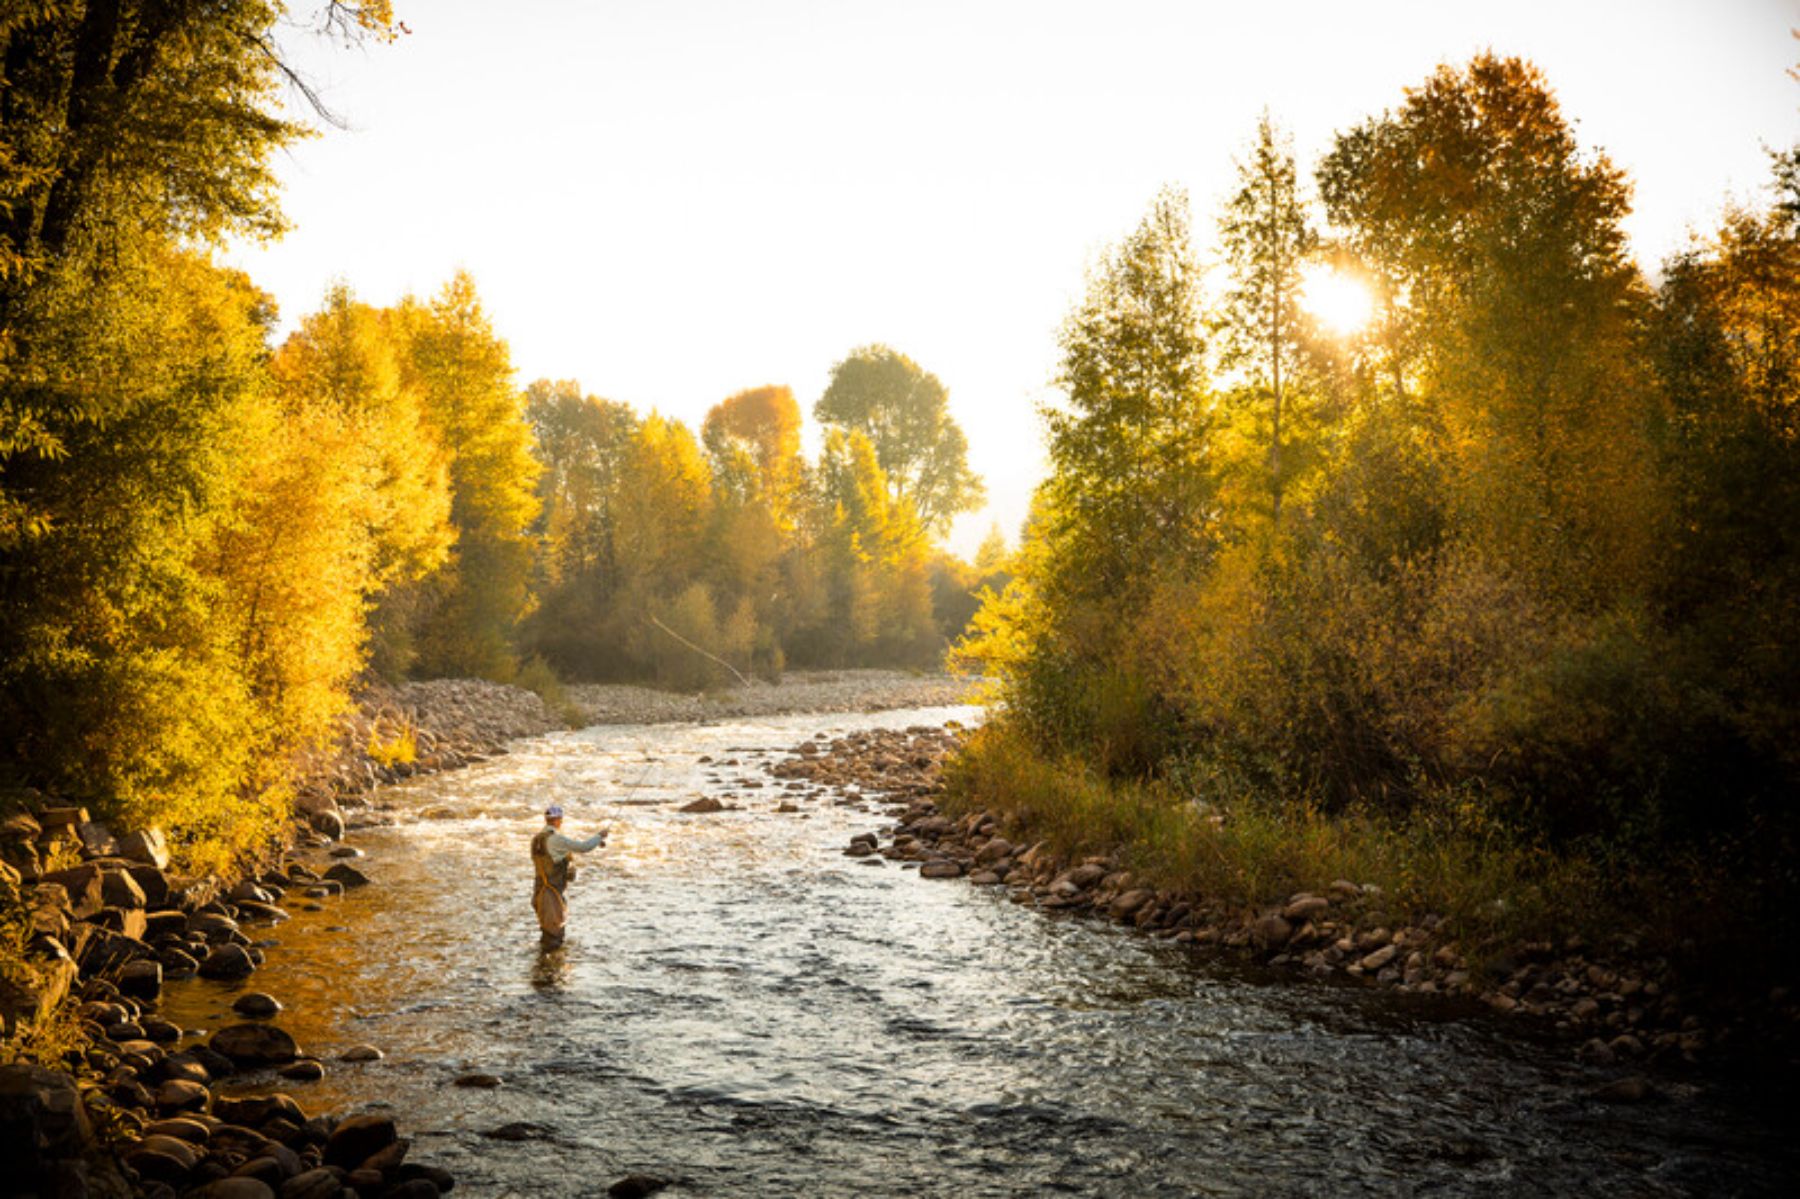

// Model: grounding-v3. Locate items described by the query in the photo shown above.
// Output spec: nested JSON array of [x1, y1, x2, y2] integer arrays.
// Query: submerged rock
[[210, 1023, 299, 1067]]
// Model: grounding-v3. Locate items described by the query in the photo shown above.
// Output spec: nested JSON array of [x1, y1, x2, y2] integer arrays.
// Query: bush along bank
[[0, 679, 564, 1198], [780, 721, 1800, 1084]]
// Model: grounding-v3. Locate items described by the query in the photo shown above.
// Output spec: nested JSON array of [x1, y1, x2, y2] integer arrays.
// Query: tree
[[1041, 186, 1218, 598], [400, 272, 542, 680], [701, 385, 804, 523], [1317, 54, 1656, 597], [1215, 111, 1316, 527], [815, 345, 984, 536], [0, 1, 396, 547]]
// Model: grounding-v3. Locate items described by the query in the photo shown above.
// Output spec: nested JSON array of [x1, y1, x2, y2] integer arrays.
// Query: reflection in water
[[160, 707, 1797, 1199], [531, 946, 570, 992]]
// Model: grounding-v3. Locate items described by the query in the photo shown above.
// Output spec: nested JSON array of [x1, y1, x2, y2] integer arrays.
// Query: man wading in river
[[531, 804, 608, 947]]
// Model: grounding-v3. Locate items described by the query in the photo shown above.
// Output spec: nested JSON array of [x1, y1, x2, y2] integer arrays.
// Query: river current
[[160, 707, 1796, 1197]]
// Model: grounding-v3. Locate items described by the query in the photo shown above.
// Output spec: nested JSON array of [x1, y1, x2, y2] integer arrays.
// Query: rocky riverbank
[[0, 801, 472, 1198], [0, 678, 578, 1199], [566, 670, 976, 726], [289, 679, 566, 839], [774, 723, 1794, 1085]]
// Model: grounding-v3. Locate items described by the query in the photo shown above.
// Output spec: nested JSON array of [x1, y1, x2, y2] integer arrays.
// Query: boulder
[[211, 1023, 300, 1067], [339, 1044, 383, 1063], [36, 806, 89, 832], [155, 1078, 211, 1115], [610, 1175, 672, 1198], [200, 944, 258, 981], [1109, 889, 1154, 918], [234, 900, 290, 924], [322, 863, 370, 889], [118, 827, 171, 870], [37, 865, 104, 920], [1360, 944, 1400, 972], [0, 1063, 94, 1179], [233, 992, 284, 1018], [144, 1116, 211, 1143], [77, 821, 121, 858], [1251, 915, 1294, 951], [452, 1072, 502, 1088], [277, 1060, 325, 1083], [323, 1112, 396, 1169], [116, 958, 164, 1003], [919, 860, 963, 879], [279, 1167, 343, 1199], [90, 905, 148, 940], [382, 1180, 440, 1199], [78, 926, 151, 976], [678, 797, 724, 814], [1282, 895, 1331, 923], [191, 1179, 277, 1199]]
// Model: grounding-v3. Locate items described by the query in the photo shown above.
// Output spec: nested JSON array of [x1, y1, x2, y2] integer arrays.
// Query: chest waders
[[531, 826, 570, 942]]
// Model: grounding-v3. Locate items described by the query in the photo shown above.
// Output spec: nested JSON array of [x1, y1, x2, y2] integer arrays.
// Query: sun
[[1299, 264, 1375, 337]]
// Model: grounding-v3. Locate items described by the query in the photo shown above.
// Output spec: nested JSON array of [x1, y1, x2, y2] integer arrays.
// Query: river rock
[[610, 1175, 671, 1198], [381, 1182, 438, 1199], [211, 1023, 300, 1067], [200, 944, 257, 980], [678, 797, 725, 814], [145, 1115, 211, 1143], [278, 1059, 325, 1082], [339, 1044, 383, 1062], [1589, 1075, 1655, 1103], [0, 1063, 94, 1176], [233, 992, 283, 1018], [235, 900, 290, 923], [118, 827, 171, 870], [191, 1179, 276, 1199], [919, 860, 963, 879], [1110, 889, 1153, 918], [280, 1167, 343, 1199], [323, 863, 370, 888], [37, 865, 104, 920], [77, 820, 121, 858], [1360, 944, 1400, 972], [100, 867, 148, 909], [1252, 915, 1293, 951], [324, 1112, 396, 1168], [117, 958, 163, 1002], [453, 1072, 502, 1088], [1282, 894, 1331, 922], [155, 1078, 210, 1114], [125, 1136, 198, 1183]]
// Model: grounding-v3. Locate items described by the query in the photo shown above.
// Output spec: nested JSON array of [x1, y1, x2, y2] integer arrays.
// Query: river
[[160, 707, 1796, 1197]]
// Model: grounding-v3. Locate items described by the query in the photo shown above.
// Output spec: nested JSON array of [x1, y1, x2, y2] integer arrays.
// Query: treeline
[[956, 56, 1800, 946], [524, 362, 999, 688], [0, 3, 998, 863]]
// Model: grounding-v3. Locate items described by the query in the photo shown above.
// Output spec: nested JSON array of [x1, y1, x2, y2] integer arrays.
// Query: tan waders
[[531, 825, 571, 946]]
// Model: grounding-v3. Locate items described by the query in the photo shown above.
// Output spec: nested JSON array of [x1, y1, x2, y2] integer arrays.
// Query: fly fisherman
[[531, 804, 608, 947]]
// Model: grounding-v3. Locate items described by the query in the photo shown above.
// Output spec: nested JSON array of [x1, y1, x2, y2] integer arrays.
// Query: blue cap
[[545, 804, 564, 820]]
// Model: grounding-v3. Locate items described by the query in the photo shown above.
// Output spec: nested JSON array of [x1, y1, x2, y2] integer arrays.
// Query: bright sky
[[232, 0, 1800, 557]]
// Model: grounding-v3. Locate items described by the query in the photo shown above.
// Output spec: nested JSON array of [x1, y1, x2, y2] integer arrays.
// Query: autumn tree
[[1318, 53, 1657, 597], [399, 272, 542, 681], [815, 345, 984, 536], [1215, 112, 1317, 529]]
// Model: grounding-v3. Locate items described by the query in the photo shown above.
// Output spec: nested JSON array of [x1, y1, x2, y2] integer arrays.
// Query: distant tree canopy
[[816, 345, 985, 536], [960, 53, 1800, 859]]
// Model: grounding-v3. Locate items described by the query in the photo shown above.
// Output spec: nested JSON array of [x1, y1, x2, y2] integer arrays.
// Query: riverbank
[[566, 670, 977, 726], [787, 721, 1800, 1082]]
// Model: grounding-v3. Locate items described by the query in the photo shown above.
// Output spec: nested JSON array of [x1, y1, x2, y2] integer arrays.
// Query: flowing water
[[160, 708, 1796, 1197]]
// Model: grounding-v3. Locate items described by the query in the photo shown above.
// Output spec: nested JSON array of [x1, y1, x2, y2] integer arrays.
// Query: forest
[[952, 55, 1800, 984], [0, 2, 1003, 866]]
